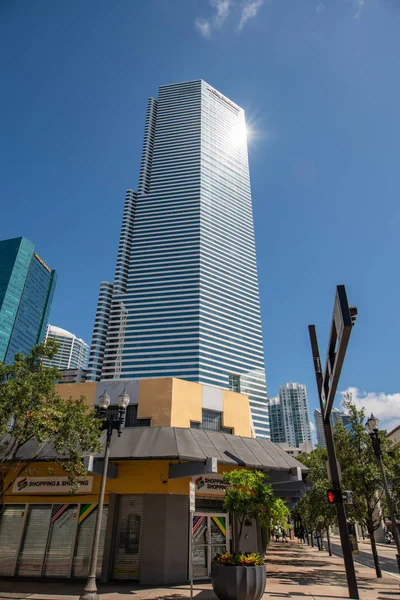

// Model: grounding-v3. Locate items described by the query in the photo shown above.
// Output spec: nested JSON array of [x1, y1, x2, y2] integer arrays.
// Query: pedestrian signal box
[[327, 489, 342, 504], [342, 490, 354, 504]]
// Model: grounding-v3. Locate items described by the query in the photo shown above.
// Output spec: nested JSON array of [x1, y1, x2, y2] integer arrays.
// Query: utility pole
[[308, 285, 359, 600]]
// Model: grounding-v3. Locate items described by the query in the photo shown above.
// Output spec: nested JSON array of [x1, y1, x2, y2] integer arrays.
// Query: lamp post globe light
[[80, 390, 130, 600], [365, 413, 400, 572]]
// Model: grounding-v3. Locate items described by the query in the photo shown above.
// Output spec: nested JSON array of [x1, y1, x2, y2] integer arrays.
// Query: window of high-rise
[[0, 237, 57, 364]]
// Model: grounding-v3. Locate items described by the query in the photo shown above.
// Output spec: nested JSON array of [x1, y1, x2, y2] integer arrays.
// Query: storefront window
[[43, 505, 78, 578], [16, 505, 52, 577], [0, 505, 25, 576], [72, 505, 108, 578]]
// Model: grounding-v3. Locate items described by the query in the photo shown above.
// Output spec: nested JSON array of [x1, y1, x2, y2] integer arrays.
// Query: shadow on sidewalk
[[265, 540, 397, 597], [0, 580, 218, 600], [266, 567, 348, 587]]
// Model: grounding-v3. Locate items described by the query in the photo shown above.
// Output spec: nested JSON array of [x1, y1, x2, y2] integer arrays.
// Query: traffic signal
[[327, 488, 342, 504], [342, 490, 354, 505]]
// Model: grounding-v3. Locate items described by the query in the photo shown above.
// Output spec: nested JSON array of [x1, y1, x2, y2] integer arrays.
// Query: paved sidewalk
[[0, 541, 397, 600], [265, 541, 398, 599]]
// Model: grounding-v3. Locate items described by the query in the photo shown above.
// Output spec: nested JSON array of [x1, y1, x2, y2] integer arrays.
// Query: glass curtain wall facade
[[314, 407, 352, 448], [0, 237, 57, 364], [267, 396, 286, 443], [88, 80, 269, 438], [43, 325, 89, 370], [279, 383, 312, 447]]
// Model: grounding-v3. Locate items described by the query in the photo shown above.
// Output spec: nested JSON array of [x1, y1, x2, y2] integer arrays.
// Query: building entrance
[[192, 513, 229, 579]]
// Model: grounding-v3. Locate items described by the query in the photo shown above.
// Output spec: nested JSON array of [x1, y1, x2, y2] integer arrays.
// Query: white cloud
[[195, 0, 264, 37], [211, 0, 231, 27], [341, 387, 400, 432], [355, 0, 365, 18], [238, 0, 264, 31], [195, 18, 212, 38]]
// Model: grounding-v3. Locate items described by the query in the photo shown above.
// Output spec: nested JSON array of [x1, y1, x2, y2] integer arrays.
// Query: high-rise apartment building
[[267, 396, 286, 443], [314, 407, 351, 448], [43, 325, 89, 370], [0, 237, 57, 364], [88, 80, 269, 438], [278, 383, 312, 447]]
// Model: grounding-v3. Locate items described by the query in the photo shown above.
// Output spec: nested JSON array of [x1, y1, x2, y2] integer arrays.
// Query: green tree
[[223, 469, 289, 553], [270, 497, 290, 532], [333, 393, 400, 578], [296, 447, 337, 554], [0, 341, 101, 509], [391, 447, 400, 518]]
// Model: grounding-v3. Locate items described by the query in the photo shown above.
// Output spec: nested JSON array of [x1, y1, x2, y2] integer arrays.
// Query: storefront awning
[[99, 427, 308, 473], [4, 427, 308, 474]]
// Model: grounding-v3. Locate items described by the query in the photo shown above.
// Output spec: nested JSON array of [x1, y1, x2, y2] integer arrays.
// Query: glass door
[[192, 513, 229, 579], [192, 515, 208, 578], [209, 515, 228, 564]]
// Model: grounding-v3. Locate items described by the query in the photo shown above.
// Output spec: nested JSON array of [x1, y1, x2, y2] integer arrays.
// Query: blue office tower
[[88, 80, 269, 438], [0, 237, 57, 364]]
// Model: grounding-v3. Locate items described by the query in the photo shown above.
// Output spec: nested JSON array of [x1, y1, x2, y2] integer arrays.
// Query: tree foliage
[[223, 469, 289, 553], [270, 497, 290, 531], [333, 392, 400, 576], [334, 394, 400, 535], [0, 341, 101, 507], [391, 446, 400, 518], [294, 395, 400, 571]]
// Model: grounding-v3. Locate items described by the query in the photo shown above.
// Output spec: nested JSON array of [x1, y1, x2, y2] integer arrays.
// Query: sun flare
[[230, 121, 248, 146]]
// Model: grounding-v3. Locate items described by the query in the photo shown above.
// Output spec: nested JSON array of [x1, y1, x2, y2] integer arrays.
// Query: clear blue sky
[[1, 0, 400, 430]]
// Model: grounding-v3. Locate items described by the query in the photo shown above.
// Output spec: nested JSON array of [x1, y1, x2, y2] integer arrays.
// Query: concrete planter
[[211, 563, 266, 600]]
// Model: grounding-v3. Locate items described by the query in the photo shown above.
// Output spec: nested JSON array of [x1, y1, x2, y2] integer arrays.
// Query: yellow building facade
[[55, 377, 253, 436], [1, 378, 306, 585]]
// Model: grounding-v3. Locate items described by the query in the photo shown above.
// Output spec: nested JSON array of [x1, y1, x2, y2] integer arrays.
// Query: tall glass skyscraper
[[0, 237, 57, 364], [267, 396, 286, 444], [314, 407, 352, 448], [278, 383, 312, 447], [42, 325, 89, 370], [88, 80, 269, 438]]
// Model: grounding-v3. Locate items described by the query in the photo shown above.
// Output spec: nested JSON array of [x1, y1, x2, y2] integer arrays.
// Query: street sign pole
[[189, 481, 195, 600], [308, 285, 359, 600]]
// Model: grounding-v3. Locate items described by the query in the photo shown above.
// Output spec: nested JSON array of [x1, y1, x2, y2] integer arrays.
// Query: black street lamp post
[[80, 389, 130, 600], [365, 413, 400, 572]]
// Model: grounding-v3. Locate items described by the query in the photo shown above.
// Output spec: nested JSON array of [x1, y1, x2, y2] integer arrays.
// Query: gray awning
[[101, 427, 308, 473], [5, 427, 308, 473]]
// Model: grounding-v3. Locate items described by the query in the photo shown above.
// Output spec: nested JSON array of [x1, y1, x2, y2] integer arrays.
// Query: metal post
[[375, 444, 400, 569], [324, 422, 359, 598], [189, 510, 194, 600], [309, 323, 359, 600], [80, 427, 112, 600], [188, 480, 195, 599]]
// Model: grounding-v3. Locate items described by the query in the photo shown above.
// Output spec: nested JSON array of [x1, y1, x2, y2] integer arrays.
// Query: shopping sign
[[189, 481, 196, 512], [12, 476, 93, 494], [193, 474, 229, 496]]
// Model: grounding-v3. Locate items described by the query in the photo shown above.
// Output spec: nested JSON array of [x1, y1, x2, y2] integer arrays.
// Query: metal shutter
[[72, 505, 108, 578], [43, 505, 78, 578], [0, 505, 26, 576], [16, 505, 52, 577], [112, 496, 143, 580]]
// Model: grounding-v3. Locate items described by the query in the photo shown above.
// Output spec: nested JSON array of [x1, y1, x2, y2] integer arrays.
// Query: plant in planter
[[211, 469, 289, 600]]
